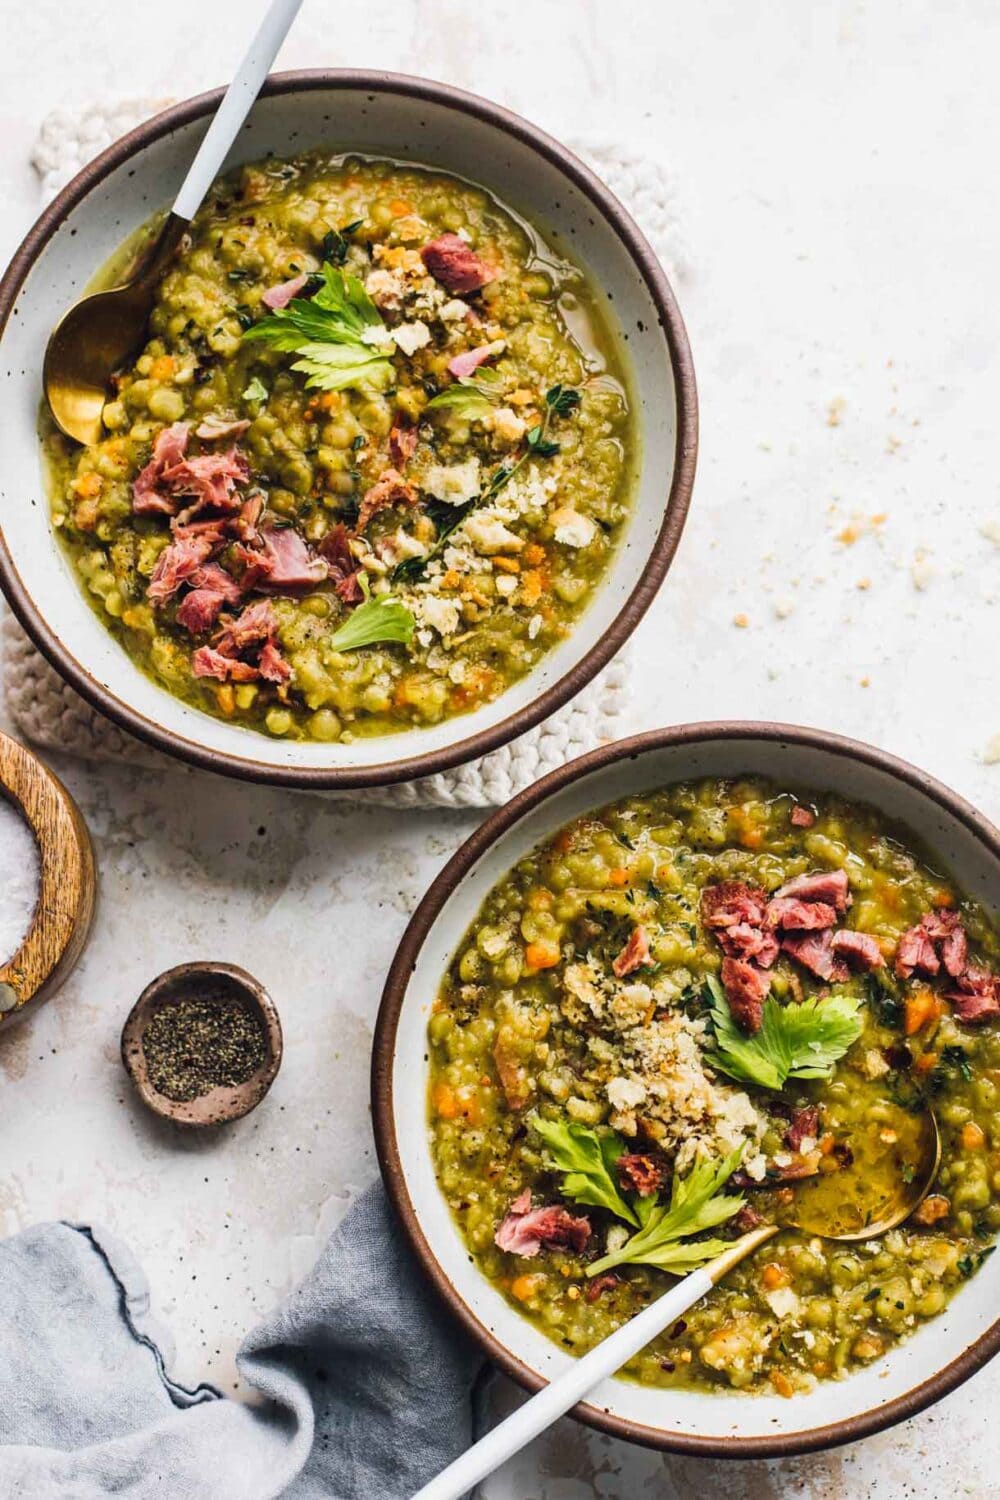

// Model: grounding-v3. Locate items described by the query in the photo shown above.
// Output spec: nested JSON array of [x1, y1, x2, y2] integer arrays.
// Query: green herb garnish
[[586, 1147, 745, 1278], [958, 1246, 996, 1278], [532, 1115, 638, 1227], [327, 576, 415, 653], [392, 382, 581, 584], [320, 219, 364, 265], [425, 366, 506, 418], [938, 1044, 973, 1082], [707, 976, 863, 1091], [865, 970, 903, 1029], [243, 264, 394, 394], [242, 375, 268, 404]]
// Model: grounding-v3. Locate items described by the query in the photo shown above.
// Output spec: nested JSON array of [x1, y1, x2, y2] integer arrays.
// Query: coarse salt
[[0, 798, 40, 961]]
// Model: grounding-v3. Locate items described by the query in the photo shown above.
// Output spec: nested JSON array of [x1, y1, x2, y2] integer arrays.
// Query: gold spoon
[[411, 1109, 942, 1500], [43, 0, 303, 447]]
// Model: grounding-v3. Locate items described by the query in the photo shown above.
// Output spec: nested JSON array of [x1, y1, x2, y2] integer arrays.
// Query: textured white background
[[2, 2, 1000, 1496]]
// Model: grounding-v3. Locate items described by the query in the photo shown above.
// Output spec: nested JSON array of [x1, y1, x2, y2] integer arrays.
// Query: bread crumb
[[733, 613, 749, 628], [826, 396, 846, 427], [981, 520, 1000, 547], [911, 552, 933, 590], [773, 597, 795, 620], [856, 578, 871, 591], [983, 734, 1000, 765], [860, 676, 871, 687]]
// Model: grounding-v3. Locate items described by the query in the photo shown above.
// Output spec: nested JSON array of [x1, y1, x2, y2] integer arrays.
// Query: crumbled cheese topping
[[551, 507, 598, 549], [393, 320, 431, 356], [463, 513, 524, 555], [364, 267, 406, 310], [422, 458, 482, 506], [439, 297, 470, 323], [360, 323, 396, 353], [411, 593, 461, 638]]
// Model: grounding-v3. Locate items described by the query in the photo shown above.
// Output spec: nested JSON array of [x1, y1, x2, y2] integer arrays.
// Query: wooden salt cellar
[[0, 729, 96, 1025]]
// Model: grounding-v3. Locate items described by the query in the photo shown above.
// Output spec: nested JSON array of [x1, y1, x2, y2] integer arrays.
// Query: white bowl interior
[[0, 83, 678, 775], [390, 734, 1000, 1445]]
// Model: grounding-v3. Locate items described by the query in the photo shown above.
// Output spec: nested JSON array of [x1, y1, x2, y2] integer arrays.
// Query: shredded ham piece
[[447, 344, 497, 380], [773, 868, 851, 912], [261, 271, 308, 309], [356, 468, 419, 533], [612, 925, 651, 978], [616, 1154, 665, 1197], [720, 956, 771, 1033], [420, 233, 497, 294], [388, 419, 418, 469], [493, 1197, 590, 1258]]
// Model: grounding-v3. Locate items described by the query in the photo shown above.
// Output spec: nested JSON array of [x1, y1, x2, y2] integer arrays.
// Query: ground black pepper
[[142, 995, 267, 1102]]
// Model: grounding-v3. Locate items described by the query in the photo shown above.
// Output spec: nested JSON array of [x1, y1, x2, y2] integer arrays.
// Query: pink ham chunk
[[831, 929, 885, 971], [790, 805, 816, 828], [701, 882, 778, 967], [781, 929, 848, 984], [701, 880, 768, 932], [421, 233, 497, 294], [612, 925, 651, 978], [785, 1106, 820, 1152], [720, 956, 771, 1034], [447, 344, 497, 380], [191, 647, 260, 683], [895, 909, 968, 981], [132, 423, 191, 515], [388, 419, 418, 469], [175, 564, 242, 634], [494, 1195, 590, 1258], [773, 868, 851, 913], [147, 532, 216, 605], [239, 527, 329, 593], [947, 967, 1000, 1025], [260, 271, 308, 309], [766, 897, 837, 932]]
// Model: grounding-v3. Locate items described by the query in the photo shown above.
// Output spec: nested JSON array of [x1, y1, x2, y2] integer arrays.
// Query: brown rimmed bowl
[[121, 960, 282, 1126], [0, 70, 696, 790], [372, 722, 1000, 1456]]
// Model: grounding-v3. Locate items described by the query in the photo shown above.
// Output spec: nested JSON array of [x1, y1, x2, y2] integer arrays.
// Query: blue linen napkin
[[0, 1184, 484, 1499]]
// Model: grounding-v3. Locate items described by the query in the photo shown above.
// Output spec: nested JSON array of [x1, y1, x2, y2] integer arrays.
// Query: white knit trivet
[[3, 101, 683, 809]]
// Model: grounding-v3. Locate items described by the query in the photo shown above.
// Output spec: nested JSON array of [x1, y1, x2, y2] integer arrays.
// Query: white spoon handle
[[409, 1267, 713, 1500], [172, 0, 303, 222]]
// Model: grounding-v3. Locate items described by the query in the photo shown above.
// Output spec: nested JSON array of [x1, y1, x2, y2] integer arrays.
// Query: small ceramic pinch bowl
[[0, 70, 696, 790], [373, 722, 1000, 1456], [121, 960, 282, 1126]]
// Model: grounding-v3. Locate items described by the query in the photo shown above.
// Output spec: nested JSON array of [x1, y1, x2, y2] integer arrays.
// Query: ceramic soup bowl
[[0, 71, 696, 789], [373, 723, 1000, 1455]]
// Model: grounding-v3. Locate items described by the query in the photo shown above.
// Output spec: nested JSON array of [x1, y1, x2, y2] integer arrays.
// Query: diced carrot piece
[[962, 1122, 986, 1150], [492, 556, 521, 573], [931, 887, 955, 908], [761, 1263, 791, 1290], [818, 1133, 836, 1155], [608, 867, 630, 888], [771, 1371, 794, 1399], [389, 198, 413, 217], [914, 1051, 939, 1074], [904, 988, 941, 1036], [433, 1081, 458, 1119], [526, 887, 554, 912], [511, 1274, 545, 1302], [72, 471, 102, 498], [525, 940, 561, 971]]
